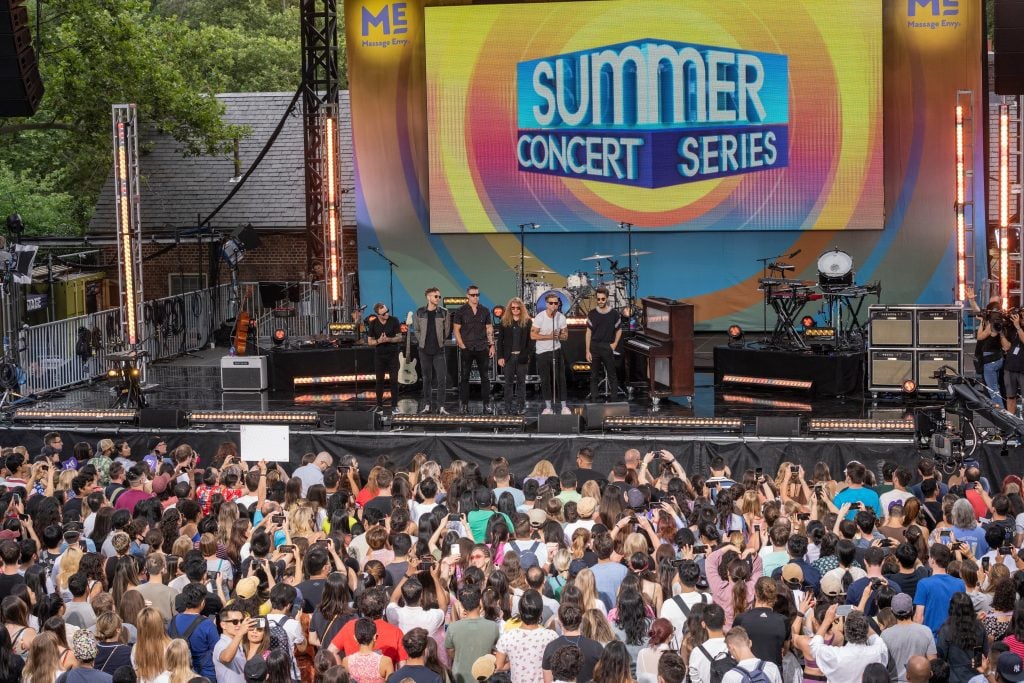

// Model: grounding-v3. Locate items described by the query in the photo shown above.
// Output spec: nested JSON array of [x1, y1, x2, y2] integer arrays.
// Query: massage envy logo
[[516, 39, 790, 188]]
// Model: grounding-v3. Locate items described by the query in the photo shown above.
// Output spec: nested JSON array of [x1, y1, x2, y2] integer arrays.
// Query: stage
[[0, 334, 992, 476]]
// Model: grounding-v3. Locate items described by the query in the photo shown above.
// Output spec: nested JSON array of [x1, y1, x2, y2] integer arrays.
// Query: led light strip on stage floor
[[604, 416, 743, 431], [293, 374, 377, 387], [391, 414, 528, 430], [12, 408, 139, 423], [722, 394, 814, 412], [721, 374, 814, 391], [187, 410, 319, 425], [808, 418, 915, 433]]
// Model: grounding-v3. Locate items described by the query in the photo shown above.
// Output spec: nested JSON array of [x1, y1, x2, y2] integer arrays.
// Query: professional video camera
[[915, 366, 1024, 472], [976, 307, 1024, 336]]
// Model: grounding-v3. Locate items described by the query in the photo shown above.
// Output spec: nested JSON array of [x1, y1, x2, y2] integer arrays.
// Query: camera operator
[[999, 310, 1024, 415], [969, 293, 1006, 407]]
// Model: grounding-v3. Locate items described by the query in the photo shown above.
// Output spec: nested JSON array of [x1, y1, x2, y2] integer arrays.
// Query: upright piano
[[624, 298, 694, 401]]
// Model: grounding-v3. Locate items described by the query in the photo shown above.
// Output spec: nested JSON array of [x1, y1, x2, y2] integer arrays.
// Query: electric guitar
[[398, 311, 418, 385]]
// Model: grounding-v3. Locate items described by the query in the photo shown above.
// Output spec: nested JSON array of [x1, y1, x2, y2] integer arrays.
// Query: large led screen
[[425, 0, 883, 233]]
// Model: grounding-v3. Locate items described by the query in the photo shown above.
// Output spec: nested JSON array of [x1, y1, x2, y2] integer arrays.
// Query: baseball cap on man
[[891, 593, 914, 617], [781, 563, 803, 586], [998, 652, 1024, 682], [819, 573, 845, 597]]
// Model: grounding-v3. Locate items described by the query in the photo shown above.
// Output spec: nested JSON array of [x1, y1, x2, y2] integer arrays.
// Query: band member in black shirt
[[1000, 310, 1024, 415], [453, 284, 495, 413], [585, 287, 622, 402], [413, 287, 452, 414], [497, 296, 534, 413], [367, 303, 402, 412]]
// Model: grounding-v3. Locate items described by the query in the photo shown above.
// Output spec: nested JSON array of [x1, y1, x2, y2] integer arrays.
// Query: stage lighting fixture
[[1000, 103, 1009, 309], [187, 410, 319, 425], [807, 418, 915, 434], [443, 297, 468, 307], [12, 408, 138, 423], [272, 328, 287, 346], [955, 104, 967, 302], [492, 305, 505, 321], [902, 379, 918, 395], [603, 416, 743, 431], [324, 111, 341, 308], [566, 317, 587, 327], [803, 327, 837, 345], [293, 374, 376, 387], [391, 414, 528, 430], [721, 374, 813, 391], [112, 105, 143, 345], [722, 394, 813, 412], [295, 392, 386, 403], [571, 362, 592, 373], [801, 316, 815, 329], [727, 324, 744, 347]]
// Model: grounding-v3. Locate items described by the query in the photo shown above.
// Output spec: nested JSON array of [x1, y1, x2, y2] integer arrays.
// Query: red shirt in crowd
[[331, 617, 407, 664]]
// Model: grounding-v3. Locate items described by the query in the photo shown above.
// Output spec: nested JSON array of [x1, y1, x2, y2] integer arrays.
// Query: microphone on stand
[[788, 249, 802, 258]]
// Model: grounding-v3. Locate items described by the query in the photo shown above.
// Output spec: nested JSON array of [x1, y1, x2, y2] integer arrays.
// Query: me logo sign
[[361, 2, 408, 37], [907, 0, 958, 16]]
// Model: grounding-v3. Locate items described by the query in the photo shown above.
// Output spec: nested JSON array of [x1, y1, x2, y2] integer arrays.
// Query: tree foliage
[[0, 0, 325, 235]]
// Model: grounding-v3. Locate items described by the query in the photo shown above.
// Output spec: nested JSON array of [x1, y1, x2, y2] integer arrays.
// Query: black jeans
[[537, 349, 566, 403], [589, 342, 619, 399], [419, 350, 448, 411], [373, 352, 399, 407], [502, 356, 528, 407], [459, 346, 491, 404]]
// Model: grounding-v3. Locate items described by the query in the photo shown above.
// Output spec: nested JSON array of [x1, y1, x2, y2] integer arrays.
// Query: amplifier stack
[[867, 305, 962, 395]]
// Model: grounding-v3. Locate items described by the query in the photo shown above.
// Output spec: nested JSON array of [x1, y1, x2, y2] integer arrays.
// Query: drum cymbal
[[508, 255, 536, 259], [528, 269, 556, 275], [620, 250, 652, 257], [582, 254, 613, 261]]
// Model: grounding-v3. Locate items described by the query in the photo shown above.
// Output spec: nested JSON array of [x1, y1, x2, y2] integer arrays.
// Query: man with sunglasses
[[368, 302, 402, 413], [453, 285, 495, 414], [585, 286, 622, 402], [413, 287, 452, 414], [532, 294, 570, 415], [214, 607, 250, 683]]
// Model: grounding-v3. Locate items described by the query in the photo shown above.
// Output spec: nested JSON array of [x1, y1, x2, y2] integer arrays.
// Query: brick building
[[88, 91, 358, 303]]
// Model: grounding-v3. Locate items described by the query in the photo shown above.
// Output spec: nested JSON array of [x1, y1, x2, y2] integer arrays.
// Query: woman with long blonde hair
[[56, 546, 83, 598], [165, 638, 197, 683], [23, 631, 62, 683], [133, 607, 171, 683], [498, 297, 533, 413], [573, 569, 607, 614], [526, 460, 557, 484]]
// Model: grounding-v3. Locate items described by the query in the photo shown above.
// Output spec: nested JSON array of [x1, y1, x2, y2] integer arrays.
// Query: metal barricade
[[252, 282, 330, 341]]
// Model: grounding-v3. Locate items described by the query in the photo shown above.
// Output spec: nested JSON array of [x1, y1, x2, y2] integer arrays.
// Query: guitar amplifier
[[869, 349, 914, 389], [916, 350, 962, 390], [220, 355, 268, 391], [916, 308, 962, 347], [869, 308, 914, 346]]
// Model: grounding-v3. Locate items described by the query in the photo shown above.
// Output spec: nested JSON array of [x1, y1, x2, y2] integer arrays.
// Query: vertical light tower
[[111, 104, 145, 349]]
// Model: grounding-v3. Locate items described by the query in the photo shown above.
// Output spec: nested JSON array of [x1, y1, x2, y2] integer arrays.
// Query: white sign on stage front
[[240, 424, 290, 462]]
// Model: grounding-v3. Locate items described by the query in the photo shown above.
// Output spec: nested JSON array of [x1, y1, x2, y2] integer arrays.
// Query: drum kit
[[512, 251, 649, 315], [758, 247, 880, 351]]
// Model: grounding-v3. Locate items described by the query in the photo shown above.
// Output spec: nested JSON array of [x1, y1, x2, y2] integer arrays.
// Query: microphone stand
[[368, 246, 399, 314], [518, 223, 539, 310], [755, 249, 797, 344], [618, 222, 635, 312]]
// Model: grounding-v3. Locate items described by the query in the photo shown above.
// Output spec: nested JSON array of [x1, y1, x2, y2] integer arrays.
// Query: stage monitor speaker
[[538, 413, 581, 434], [916, 350, 962, 390], [870, 349, 914, 388], [220, 355, 268, 391], [0, 0, 43, 118], [869, 309, 914, 346], [755, 416, 802, 437], [583, 402, 630, 429], [916, 308, 962, 347], [333, 411, 378, 431], [138, 408, 186, 429], [995, 0, 1024, 94]]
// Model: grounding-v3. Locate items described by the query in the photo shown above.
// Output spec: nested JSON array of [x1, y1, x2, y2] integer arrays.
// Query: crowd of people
[[4, 434, 1024, 683]]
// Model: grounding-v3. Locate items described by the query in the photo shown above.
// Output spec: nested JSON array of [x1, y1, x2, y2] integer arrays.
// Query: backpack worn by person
[[509, 540, 541, 569], [730, 661, 772, 683], [698, 646, 737, 683]]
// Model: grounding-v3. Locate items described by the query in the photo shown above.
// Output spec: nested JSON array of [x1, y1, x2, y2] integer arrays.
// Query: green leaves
[[0, 0, 320, 234]]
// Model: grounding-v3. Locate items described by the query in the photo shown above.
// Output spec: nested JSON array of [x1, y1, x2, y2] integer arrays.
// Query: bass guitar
[[397, 311, 418, 385]]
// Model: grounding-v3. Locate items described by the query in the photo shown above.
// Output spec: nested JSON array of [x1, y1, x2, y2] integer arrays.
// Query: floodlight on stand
[[5, 213, 24, 235], [272, 328, 287, 346], [727, 325, 744, 347], [220, 238, 245, 268], [801, 316, 815, 329]]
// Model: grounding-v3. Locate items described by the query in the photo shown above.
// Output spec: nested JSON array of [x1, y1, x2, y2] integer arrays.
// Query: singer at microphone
[[531, 293, 570, 415]]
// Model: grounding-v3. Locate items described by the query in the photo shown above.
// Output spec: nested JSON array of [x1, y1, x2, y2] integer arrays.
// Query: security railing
[[251, 281, 330, 341]]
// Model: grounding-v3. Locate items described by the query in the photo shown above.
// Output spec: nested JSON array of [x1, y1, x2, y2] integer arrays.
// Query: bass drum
[[566, 271, 591, 291], [817, 248, 854, 288], [535, 288, 572, 313]]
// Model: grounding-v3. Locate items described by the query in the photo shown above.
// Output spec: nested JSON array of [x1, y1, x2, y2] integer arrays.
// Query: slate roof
[[89, 91, 354, 234]]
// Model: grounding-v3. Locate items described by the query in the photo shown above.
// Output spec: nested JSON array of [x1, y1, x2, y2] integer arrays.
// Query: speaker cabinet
[[755, 416, 802, 437], [138, 408, 185, 429], [333, 411, 379, 431], [0, 0, 43, 117], [870, 349, 914, 388], [869, 309, 914, 346], [916, 350, 962, 390], [583, 402, 630, 430], [995, 0, 1024, 94], [916, 309, 962, 347], [538, 413, 581, 434], [220, 355, 268, 391]]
